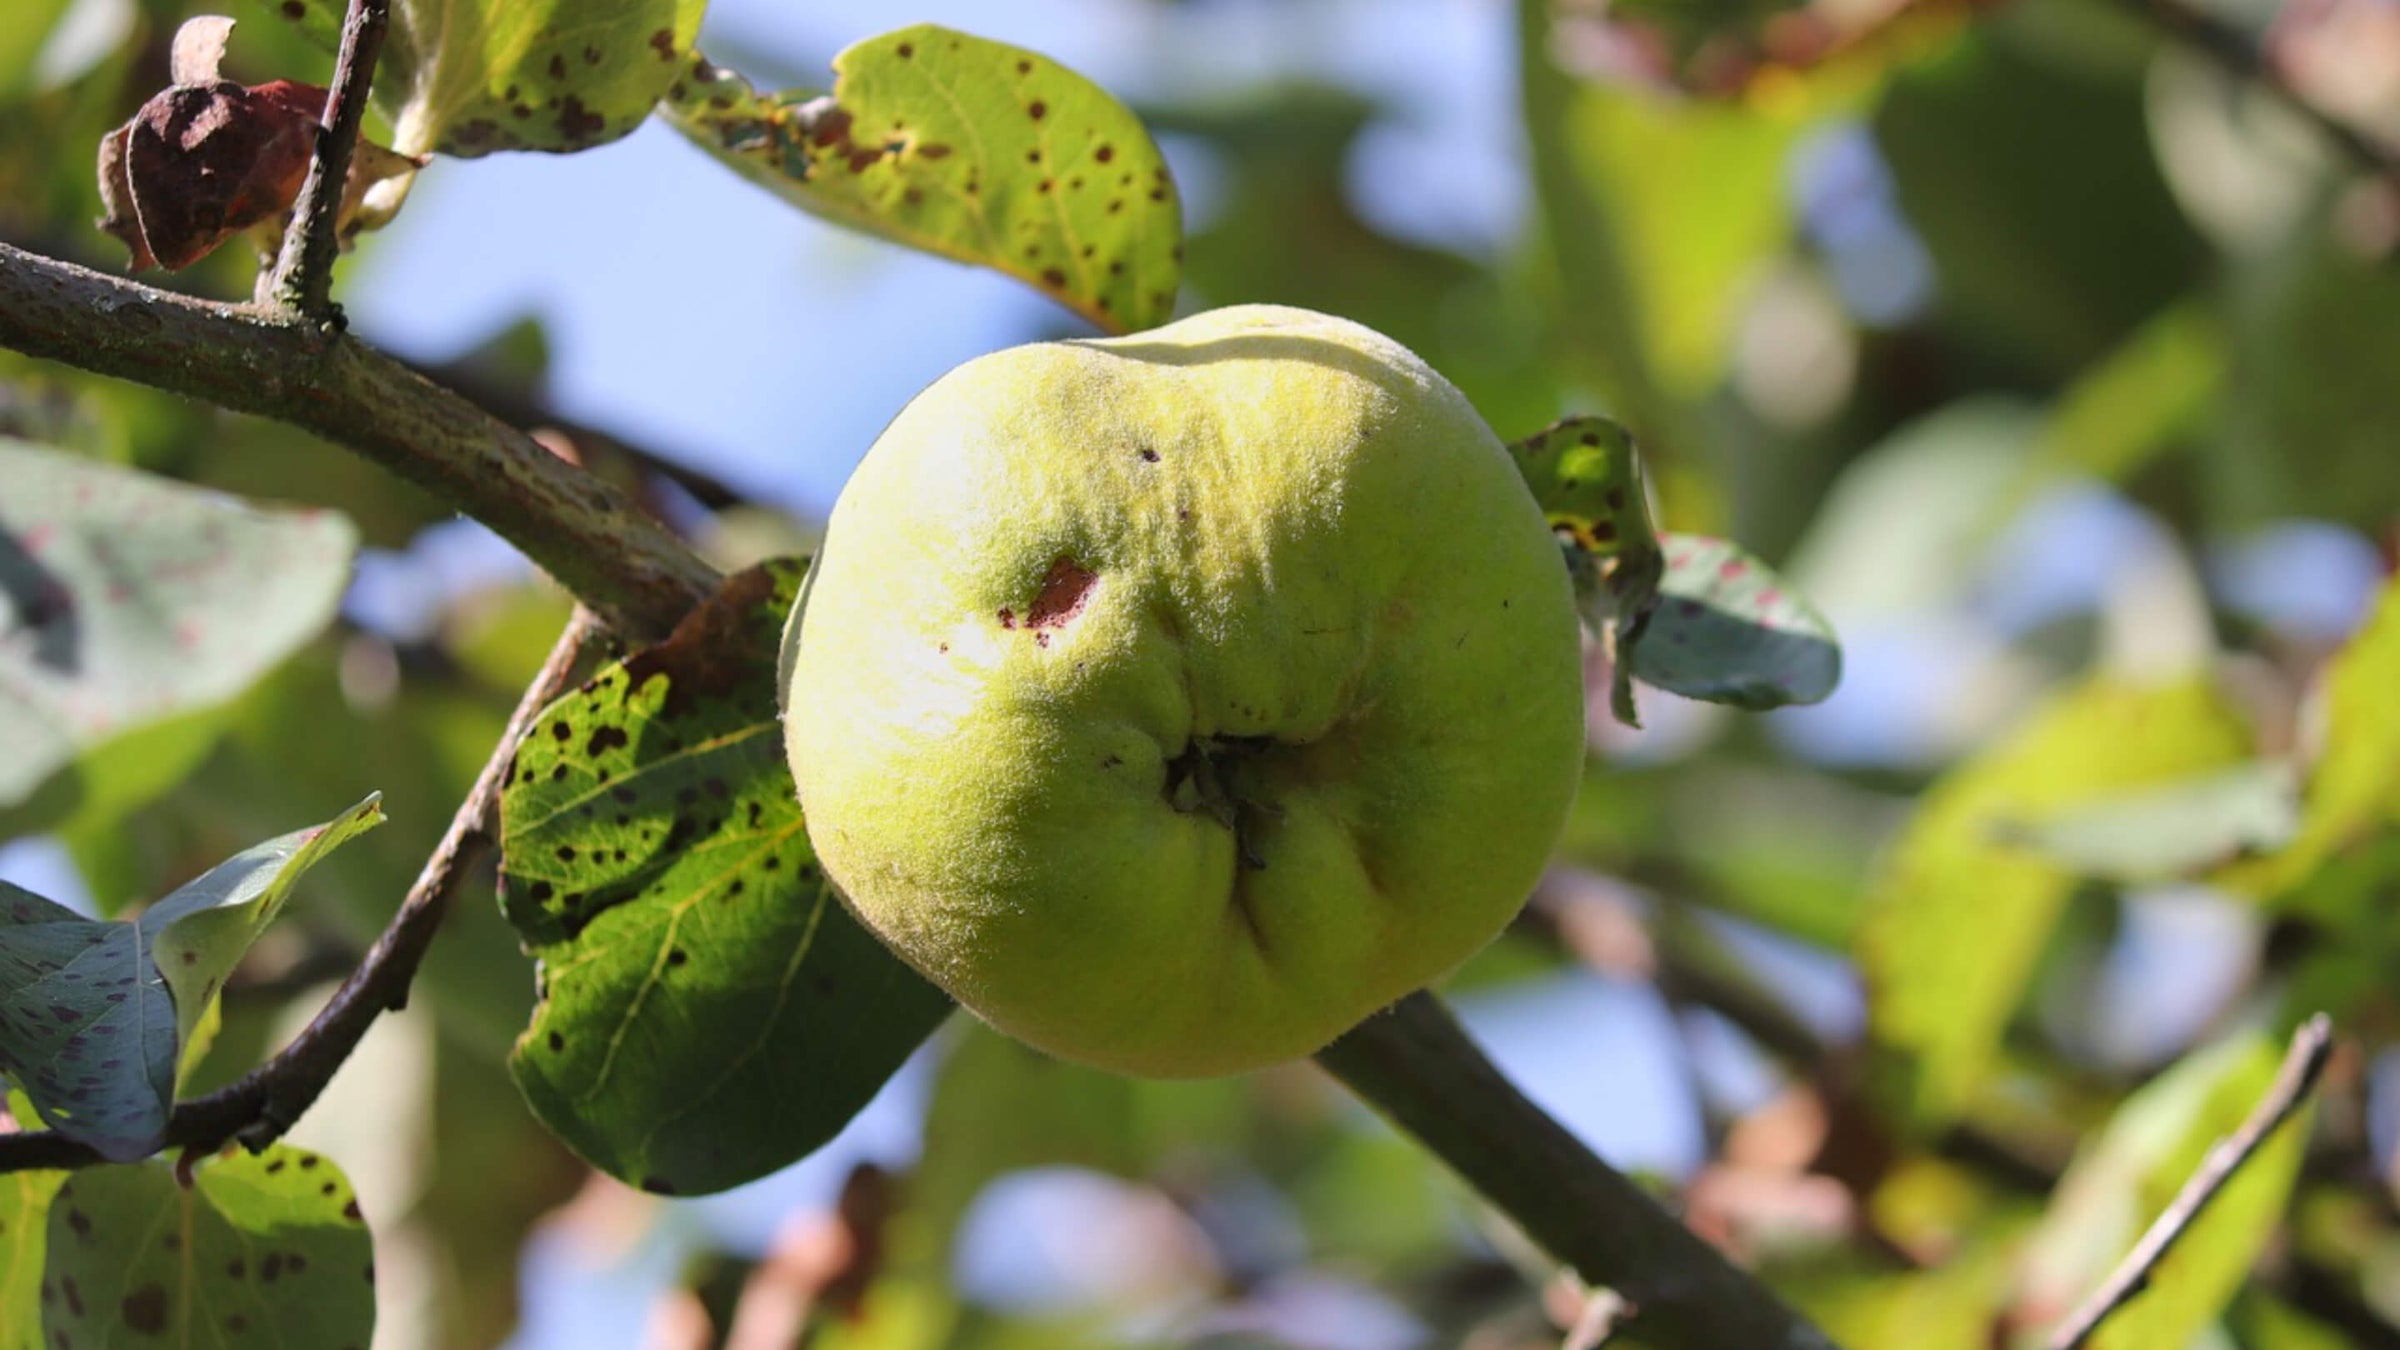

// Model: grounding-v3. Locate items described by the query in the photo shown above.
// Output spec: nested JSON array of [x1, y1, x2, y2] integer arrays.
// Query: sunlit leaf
[[2016, 301, 2224, 499], [1507, 416, 1663, 725], [2013, 1032, 2313, 1348], [499, 559, 951, 1195], [41, 1143, 373, 1348], [0, 0, 73, 99], [0, 1168, 64, 1350], [0, 797, 381, 1160], [0, 440, 356, 838], [1557, 81, 1815, 397], [263, 0, 705, 156], [663, 26, 1182, 334], [1999, 762, 2300, 884], [1799, 1229, 2022, 1350], [2217, 578, 2400, 901], [146, 794, 385, 1047], [1860, 673, 2254, 1124]]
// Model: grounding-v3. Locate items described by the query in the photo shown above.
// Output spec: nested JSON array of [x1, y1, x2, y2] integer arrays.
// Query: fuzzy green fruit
[[782, 305, 1585, 1076]]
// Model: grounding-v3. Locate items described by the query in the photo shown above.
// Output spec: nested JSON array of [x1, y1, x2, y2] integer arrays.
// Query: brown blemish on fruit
[[1026, 556, 1098, 630]]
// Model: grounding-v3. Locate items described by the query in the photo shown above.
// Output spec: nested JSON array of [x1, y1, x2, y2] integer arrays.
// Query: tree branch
[[260, 0, 391, 316], [0, 222, 1837, 1344], [0, 610, 601, 1174], [2122, 0, 2400, 185], [2046, 1014, 2337, 1350], [0, 241, 716, 643], [1317, 992, 1839, 1350]]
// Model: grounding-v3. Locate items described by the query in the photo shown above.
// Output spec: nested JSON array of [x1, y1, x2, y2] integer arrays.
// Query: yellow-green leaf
[[662, 26, 1182, 334], [2217, 578, 2400, 902], [1860, 673, 2254, 1125], [2013, 1032, 2313, 1349], [266, 0, 706, 156]]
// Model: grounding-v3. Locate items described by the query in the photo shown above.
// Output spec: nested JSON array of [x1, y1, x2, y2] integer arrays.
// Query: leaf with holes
[[0, 797, 381, 1161], [1506, 416, 1663, 727], [662, 26, 1182, 334], [499, 559, 951, 1196], [41, 1143, 373, 1348], [1858, 674, 2255, 1126], [0, 439, 357, 838], [1630, 533, 1841, 711], [262, 0, 704, 156]]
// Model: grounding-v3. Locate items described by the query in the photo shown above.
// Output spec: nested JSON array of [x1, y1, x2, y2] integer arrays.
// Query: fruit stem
[[1315, 991, 1842, 1350]]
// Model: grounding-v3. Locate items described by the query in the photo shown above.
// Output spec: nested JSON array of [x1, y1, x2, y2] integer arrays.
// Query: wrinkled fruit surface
[[782, 305, 1585, 1076]]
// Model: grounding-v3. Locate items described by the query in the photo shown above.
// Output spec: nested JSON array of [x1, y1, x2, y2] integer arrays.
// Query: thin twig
[[2046, 1014, 2337, 1350], [0, 242, 719, 642], [1316, 992, 1839, 1350], [0, 611, 601, 1174], [261, 0, 392, 317], [2125, 0, 2400, 185]]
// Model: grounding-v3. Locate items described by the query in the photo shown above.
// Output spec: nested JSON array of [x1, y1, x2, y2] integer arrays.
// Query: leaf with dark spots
[[1506, 415, 1663, 726], [0, 797, 381, 1161], [1505, 416, 1840, 718], [1, 1169, 65, 1350], [498, 558, 951, 1194], [1630, 533, 1840, 710], [0, 439, 357, 837], [41, 1144, 372, 1348], [297, 0, 704, 156], [661, 26, 1182, 333]]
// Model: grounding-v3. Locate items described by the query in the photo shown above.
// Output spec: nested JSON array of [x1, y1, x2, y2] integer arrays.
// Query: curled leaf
[[1633, 533, 1842, 710], [0, 796, 382, 1161], [1506, 416, 1665, 727], [94, 15, 425, 273]]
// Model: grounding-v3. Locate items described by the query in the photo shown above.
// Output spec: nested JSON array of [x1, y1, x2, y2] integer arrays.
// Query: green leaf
[[1875, 22, 2208, 376], [0, 439, 357, 838], [2218, 577, 2400, 902], [912, 1024, 1244, 1256], [0, 0, 73, 99], [1633, 532, 1842, 710], [2016, 301, 2224, 498], [662, 26, 1183, 334], [1, 1169, 65, 1350], [1859, 673, 2254, 1125], [2014, 1033, 2312, 1349], [0, 885, 176, 1163], [0, 797, 382, 1161], [1781, 400, 2036, 624], [1801, 1229, 2023, 1350], [1998, 762, 2300, 885], [145, 794, 386, 1049], [262, 0, 704, 156], [500, 559, 951, 1196], [1556, 79, 1816, 396], [1507, 416, 1664, 726], [41, 1143, 373, 1348], [1506, 416, 1840, 718]]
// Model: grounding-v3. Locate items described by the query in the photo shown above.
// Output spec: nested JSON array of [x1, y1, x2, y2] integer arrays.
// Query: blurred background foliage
[[5, 0, 2400, 1345]]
